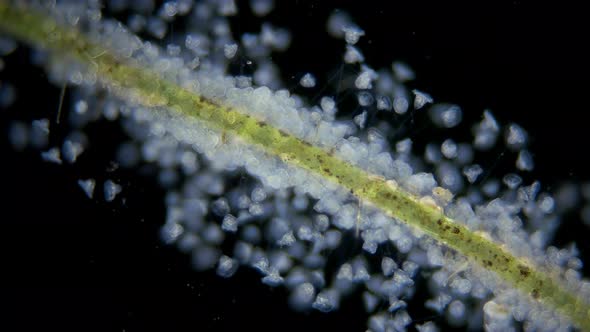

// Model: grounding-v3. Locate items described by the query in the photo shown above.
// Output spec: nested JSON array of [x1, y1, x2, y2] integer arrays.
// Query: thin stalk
[[1, 3, 588, 329]]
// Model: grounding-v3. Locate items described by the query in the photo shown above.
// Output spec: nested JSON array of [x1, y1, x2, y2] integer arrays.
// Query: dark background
[[1, 1, 589, 331]]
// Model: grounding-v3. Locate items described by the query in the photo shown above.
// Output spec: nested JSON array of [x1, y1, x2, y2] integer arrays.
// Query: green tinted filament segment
[[0, 3, 588, 330]]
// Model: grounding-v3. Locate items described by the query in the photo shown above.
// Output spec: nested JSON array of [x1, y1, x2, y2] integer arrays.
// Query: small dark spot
[[518, 265, 530, 278], [483, 260, 493, 267], [451, 227, 460, 234], [531, 289, 540, 299], [257, 121, 267, 127], [200, 96, 220, 107], [279, 130, 289, 137], [437, 219, 443, 226]]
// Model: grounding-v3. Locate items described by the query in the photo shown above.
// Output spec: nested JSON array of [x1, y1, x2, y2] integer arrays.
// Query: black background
[[1, 1, 589, 331]]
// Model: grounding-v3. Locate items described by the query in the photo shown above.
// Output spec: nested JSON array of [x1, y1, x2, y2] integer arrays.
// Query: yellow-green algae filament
[[1, 3, 588, 330]]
